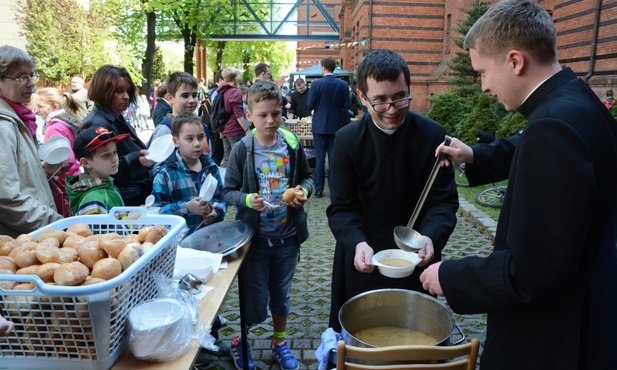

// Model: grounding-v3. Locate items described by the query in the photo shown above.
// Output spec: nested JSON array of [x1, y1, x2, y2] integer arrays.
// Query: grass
[[457, 181, 507, 222]]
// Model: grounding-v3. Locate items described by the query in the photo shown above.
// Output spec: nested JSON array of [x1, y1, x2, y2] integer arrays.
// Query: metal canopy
[[208, 0, 340, 41]]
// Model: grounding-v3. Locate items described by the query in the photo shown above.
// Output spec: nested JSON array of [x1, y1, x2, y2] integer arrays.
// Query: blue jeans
[[242, 236, 299, 326], [313, 133, 335, 193]]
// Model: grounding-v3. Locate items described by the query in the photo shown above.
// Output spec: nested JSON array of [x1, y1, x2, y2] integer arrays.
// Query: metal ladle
[[394, 136, 451, 251]]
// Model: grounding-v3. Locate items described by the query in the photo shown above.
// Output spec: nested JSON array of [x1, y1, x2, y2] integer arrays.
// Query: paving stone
[[201, 190, 494, 370]]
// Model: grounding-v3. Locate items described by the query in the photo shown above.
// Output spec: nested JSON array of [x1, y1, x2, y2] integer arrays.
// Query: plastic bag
[[127, 274, 213, 362]]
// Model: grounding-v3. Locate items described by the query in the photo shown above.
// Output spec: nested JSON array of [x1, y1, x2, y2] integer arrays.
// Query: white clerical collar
[[371, 116, 400, 135]]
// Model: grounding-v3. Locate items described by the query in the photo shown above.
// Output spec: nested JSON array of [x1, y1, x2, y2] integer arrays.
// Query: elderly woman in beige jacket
[[0, 45, 62, 237]]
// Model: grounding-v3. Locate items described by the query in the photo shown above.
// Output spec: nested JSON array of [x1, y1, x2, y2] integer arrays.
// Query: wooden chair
[[335, 338, 480, 370]]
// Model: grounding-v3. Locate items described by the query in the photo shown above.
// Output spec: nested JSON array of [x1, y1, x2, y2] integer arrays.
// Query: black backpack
[[209, 92, 231, 134], [199, 88, 216, 126]]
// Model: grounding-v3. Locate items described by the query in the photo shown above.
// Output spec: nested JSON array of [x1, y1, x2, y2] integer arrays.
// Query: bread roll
[[81, 277, 106, 286], [0, 235, 14, 249], [36, 262, 61, 283], [39, 237, 60, 248], [117, 244, 143, 271], [35, 243, 74, 264], [53, 262, 89, 286], [16, 234, 36, 243], [137, 226, 152, 243], [282, 188, 304, 204], [0, 239, 21, 256], [124, 233, 140, 243], [100, 238, 126, 259], [16, 265, 40, 275], [0, 256, 17, 273], [145, 225, 166, 244], [37, 229, 67, 244], [77, 241, 107, 269], [66, 223, 92, 237], [60, 247, 79, 262], [62, 234, 86, 250], [11, 242, 39, 268], [91, 258, 122, 280]]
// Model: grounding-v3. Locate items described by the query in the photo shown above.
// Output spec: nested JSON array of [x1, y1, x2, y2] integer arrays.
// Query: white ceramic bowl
[[175, 255, 214, 282], [128, 299, 191, 361], [39, 135, 71, 164], [372, 249, 422, 278]]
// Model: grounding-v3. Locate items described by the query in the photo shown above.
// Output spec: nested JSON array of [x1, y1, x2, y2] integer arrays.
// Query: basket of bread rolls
[[0, 207, 187, 370]]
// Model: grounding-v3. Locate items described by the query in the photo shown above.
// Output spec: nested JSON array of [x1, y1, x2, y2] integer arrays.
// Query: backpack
[[199, 88, 216, 127], [209, 91, 231, 134]]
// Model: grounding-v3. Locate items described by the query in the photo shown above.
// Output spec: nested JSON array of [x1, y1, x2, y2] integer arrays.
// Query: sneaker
[[230, 335, 255, 370], [193, 349, 211, 368], [272, 341, 299, 370], [219, 315, 228, 327]]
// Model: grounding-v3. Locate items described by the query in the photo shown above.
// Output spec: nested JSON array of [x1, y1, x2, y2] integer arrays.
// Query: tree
[[456, 93, 500, 145], [427, 93, 469, 138], [447, 1, 490, 98], [154, 0, 234, 75], [15, 0, 117, 84], [151, 46, 167, 81], [205, 41, 295, 82]]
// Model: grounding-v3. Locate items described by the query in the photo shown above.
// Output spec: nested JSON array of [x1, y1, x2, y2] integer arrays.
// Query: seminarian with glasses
[[326, 49, 459, 332]]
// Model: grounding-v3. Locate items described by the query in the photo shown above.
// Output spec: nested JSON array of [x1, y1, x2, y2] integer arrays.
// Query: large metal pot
[[339, 289, 464, 348]]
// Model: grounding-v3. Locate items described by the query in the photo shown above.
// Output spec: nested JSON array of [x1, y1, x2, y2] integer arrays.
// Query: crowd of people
[[1, 1, 616, 369]]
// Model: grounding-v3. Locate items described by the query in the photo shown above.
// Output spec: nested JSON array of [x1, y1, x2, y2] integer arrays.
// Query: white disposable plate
[[39, 135, 71, 164], [199, 173, 217, 201], [146, 134, 175, 163]]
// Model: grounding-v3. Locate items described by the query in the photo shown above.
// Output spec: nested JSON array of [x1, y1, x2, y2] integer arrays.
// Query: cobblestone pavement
[[201, 190, 495, 370]]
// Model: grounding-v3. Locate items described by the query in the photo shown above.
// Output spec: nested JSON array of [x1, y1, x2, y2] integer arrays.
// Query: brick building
[[336, 0, 617, 113]]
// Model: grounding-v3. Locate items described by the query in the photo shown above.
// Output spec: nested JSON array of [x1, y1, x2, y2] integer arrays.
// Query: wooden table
[[112, 243, 250, 370]]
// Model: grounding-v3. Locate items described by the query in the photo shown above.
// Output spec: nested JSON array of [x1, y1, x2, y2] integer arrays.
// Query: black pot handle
[[450, 323, 466, 345]]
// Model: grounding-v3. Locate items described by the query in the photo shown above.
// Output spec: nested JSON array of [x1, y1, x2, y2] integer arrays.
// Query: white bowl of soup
[[372, 249, 422, 278]]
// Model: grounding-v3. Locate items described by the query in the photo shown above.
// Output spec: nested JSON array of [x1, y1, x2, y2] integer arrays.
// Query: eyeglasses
[[3, 74, 40, 84], [86, 132, 117, 150], [362, 90, 412, 113]]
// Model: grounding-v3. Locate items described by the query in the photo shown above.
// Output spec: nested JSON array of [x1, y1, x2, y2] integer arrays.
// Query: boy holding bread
[[222, 79, 313, 370], [66, 126, 129, 215]]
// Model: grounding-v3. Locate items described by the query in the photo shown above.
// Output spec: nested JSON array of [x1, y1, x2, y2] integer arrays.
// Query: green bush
[[456, 93, 499, 145], [496, 111, 527, 138], [427, 93, 468, 137], [610, 103, 617, 120]]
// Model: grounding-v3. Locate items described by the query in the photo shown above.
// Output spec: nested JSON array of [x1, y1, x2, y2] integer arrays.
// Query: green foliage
[[15, 0, 117, 84], [610, 103, 617, 120], [496, 112, 527, 138], [427, 93, 468, 137], [447, 1, 490, 98], [456, 93, 499, 145], [205, 41, 295, 83], [151, 46, 167, 81]]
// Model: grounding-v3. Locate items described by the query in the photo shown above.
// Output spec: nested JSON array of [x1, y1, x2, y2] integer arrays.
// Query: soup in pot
[[354, 326, 438, 347]]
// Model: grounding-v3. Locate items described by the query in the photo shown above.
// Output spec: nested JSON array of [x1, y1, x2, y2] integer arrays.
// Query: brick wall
[[337, 0, 617, 113]]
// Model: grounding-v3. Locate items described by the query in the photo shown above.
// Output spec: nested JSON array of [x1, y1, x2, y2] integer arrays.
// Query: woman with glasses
[[80, 65, 154, 206], [34, 87, 83, 216], [326, 50, 459, 334], [0, 45, 62, 237]]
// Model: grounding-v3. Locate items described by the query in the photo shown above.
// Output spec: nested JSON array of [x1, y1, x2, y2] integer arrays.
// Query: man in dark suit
[[421, 1, 617, 369], [307, 57, 352, 198], [151, 83, 172, 127]]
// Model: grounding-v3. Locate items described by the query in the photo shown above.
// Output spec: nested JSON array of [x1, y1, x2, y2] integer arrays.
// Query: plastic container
[[0, 208, 187, 370], [371, 249, 422, 278]]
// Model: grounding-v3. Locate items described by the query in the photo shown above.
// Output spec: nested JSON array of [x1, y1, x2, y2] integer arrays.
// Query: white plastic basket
[[0, 208, 187, 370]]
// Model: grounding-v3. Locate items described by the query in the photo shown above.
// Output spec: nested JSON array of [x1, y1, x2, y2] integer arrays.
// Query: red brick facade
[[335, 0, 617, 113]]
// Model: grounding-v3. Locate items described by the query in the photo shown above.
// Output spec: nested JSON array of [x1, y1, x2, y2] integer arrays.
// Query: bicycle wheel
[[454, 162, 469, 187], [475, 185, 507, 208]]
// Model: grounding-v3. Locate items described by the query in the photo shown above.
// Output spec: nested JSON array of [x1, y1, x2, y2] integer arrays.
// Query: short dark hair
[[320, 57, 336, 73], [155, 83, 167, 98], [88, 65, 137, 108], [214, 70, 223, 83], [171, 112, 203, 137], [607, 90, 614, 98], [356, 50, 410, 95], [165, 71, 198, 97], [255, 63, 270, 77]]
